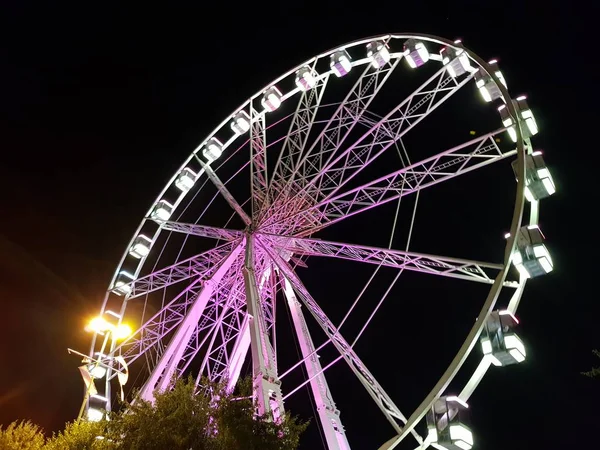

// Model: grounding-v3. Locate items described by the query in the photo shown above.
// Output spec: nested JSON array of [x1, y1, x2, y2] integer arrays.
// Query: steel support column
[[225, 317, 251, 392], [242, 233, 284, 420], [138, 243, 243, 401], [283, 277, 350, 449]]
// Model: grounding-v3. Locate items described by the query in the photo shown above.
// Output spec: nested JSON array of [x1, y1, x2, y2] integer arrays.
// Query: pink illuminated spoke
[[262, 72, 330, 222], [299, 66, 471, 206], [154, 221, 243, 241], [260, 238, 424, 443], [119, 240, 242, 300], [261, 59, 401, 230], [249, 109, 269, 218], [198, 159, 252, 226], [262, 234, 517, 287], [186, 246, 278, 389], [267, 130, 511, 237], [260, 64, 470, 235], [192, 273, 250, 383], [107, 243, 244, 381]]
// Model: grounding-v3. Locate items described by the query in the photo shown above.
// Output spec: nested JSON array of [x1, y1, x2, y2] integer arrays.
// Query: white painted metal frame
[[261, 233, 517, 287], [138, 243, 244, 401], [81, 33, 544, 450], [282, 276, 351, 449]]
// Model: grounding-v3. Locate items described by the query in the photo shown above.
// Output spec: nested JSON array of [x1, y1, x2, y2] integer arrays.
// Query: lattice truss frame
[[85, 34, 531, 450]]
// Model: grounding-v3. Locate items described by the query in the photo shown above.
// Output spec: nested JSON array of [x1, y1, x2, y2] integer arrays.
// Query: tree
[[0, 421, 46, 450], [107, 376, 214, 450], [45, 420, 112, 450], [105, 376, 308, 450], [207, 376, 307, 450], [0, 376, 308, 449], [583, 350, 600, 378]]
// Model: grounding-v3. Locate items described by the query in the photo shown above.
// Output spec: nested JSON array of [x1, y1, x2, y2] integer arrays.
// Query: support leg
[[226, 317, 251, 392], [283, 277, 351, 450], [138, 244, 243, 401], [243, 234, 284, 420]]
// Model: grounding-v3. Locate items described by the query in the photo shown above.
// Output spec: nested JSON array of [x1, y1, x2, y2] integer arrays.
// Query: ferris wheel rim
[[85, 32, 535, 449], [93, 32, 507, 280], [94, 32, 518, 315]]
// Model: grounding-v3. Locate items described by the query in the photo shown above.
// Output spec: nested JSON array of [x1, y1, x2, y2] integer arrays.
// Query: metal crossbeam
[[117, 240, 241, 299], [263, 73, 330, 221], [198, 159, 252, 226], [264, 234, 514, 286], [106, 244, 244, 378], [275, 131, 512, 236], [263, 59, 400, 231], [307, 66, 472, 203], [155, 220, 243, 241], [260, 238, 420, 440], [250, 109, 269, 218]]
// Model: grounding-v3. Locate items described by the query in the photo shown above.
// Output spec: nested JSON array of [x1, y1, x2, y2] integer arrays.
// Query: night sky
[[0, 2, 596, 449]]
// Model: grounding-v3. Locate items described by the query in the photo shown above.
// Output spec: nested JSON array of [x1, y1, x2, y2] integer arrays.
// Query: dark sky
[[0, 1, 596, 449]]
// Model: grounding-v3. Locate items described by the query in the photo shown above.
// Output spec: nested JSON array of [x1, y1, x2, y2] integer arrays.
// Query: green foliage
[[0, 377, 308, 450], [0, 421, 46, 450], [106, 376, 308, 450], [107, 376, 213, 450], [208, 376, 308, 450], [583, 349, 600, 378], [45, 420, 111, 450]]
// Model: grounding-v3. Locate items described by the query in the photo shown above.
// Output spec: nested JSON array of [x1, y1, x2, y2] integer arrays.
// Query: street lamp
[[85, 316, 131, 340], [78, 315, 132, 421], [113, 323, 132, 340]]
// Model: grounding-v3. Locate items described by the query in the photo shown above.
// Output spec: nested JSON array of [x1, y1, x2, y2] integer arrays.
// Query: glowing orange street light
[[85, 316, 132, 340]]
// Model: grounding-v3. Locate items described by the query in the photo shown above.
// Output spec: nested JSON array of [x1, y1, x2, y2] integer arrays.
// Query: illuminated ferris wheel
[[79, 33, 555, 449]]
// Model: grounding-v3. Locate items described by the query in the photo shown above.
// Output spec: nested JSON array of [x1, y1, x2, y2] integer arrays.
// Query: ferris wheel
[[79, 33, 556, 449]]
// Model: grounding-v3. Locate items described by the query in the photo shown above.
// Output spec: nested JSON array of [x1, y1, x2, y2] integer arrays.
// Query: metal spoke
[[262, 58, 401, 231], [262, 72, 330, 221], [260, 237, 421, 440], [250, 108, 269, 219], [197, 247, 279, 385], [154, 220, 243, 241], [195, 274, 248, 381], [173, 267, 242, 377], [262, 64, 468, 235], [197, 158, 252, 226], [272, 130, 512, 236], [301, 66, 474, 204], [137, 244, 243, 400], [281, 274, 351, 449], [262, 233, 517, 287], [118, 240, 241, 299], [106, 243, 244, 380]]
